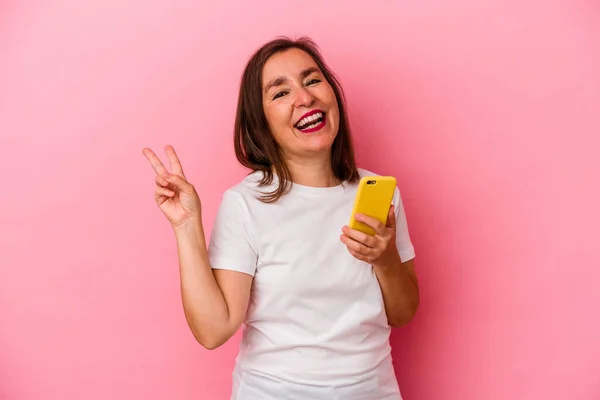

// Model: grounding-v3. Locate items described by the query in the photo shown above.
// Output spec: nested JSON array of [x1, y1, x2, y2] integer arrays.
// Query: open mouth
[[294, 110, 326, 133]]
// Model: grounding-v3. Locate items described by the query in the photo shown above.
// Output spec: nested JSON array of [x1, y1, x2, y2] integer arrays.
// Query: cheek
[[324, 90, 339, 121], [329, 103, 340, 129], [263, 105, 295, 146], [272, 103, 293, 124], [264, 106, 285, 132]]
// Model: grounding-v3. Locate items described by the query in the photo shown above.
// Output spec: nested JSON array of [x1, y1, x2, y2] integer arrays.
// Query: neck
[[279, 153, 339, 188]]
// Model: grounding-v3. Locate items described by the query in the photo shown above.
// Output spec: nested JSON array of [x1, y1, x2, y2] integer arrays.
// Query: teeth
[[297, 112, 323, 129]]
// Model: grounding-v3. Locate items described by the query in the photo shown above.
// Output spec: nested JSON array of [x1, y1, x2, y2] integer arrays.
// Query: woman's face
[[261, 48, 339, 161]]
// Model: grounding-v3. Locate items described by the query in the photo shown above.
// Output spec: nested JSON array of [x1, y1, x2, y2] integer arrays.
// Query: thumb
[[386, 204, 396, 228]]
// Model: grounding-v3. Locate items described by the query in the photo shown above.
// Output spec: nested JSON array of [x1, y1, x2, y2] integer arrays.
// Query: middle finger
[[342, 226, 377, 248]]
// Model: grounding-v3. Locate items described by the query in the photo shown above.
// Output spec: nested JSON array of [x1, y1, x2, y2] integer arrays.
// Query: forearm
[[173, 219, 233, 348], [373, 256, 419, 327]]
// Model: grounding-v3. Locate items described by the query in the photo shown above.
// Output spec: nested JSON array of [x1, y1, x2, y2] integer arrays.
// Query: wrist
[[173, 217, 210, 264], [173, 217, 206, 241], [373, 252, 402, 273]]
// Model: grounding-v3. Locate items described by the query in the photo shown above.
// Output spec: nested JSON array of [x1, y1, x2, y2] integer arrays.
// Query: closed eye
[[272, 79, 320, 100], [273, 90, 288, 100]]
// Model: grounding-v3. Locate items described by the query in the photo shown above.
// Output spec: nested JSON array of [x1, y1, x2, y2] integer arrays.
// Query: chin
[[304, 134, 336, 153]]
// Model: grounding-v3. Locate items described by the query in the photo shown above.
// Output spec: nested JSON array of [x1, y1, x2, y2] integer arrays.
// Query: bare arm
[[142, 145, 252, 350], [341, 204, 420, 327], [372, 258, 419, 327], [174, 219, 253, 349]]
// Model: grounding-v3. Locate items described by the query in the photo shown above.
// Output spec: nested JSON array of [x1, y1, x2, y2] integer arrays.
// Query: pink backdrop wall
[[1, 1, 599, 399]]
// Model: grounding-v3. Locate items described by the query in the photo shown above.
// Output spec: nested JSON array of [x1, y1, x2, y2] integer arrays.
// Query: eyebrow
[[263, 66, 320, 94]]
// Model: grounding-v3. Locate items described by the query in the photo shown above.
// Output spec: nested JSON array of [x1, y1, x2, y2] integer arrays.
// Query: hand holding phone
[[348, 176, 397, 236]]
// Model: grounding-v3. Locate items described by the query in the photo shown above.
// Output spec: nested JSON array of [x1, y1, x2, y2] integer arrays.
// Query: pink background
[[1, 0, 599, 399]]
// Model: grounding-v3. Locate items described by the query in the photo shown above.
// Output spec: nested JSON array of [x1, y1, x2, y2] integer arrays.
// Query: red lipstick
[[294, 109, 326, 133]]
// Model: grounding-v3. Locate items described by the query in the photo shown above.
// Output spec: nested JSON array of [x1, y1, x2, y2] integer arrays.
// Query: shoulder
[[355, 166, 403, 201], [356, 167, 380, 178], [355, 167, 394, 190], [218, 171, 271, 206]]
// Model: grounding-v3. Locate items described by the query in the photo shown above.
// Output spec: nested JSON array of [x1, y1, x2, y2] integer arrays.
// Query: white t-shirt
[[208, 168, 416, 400]]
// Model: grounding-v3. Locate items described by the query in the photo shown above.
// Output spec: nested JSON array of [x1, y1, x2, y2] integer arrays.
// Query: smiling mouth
[[294, 111, 326, 133]]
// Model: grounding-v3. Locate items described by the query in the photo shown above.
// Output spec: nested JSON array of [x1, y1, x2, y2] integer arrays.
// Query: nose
[[293, 86, 315, 108]]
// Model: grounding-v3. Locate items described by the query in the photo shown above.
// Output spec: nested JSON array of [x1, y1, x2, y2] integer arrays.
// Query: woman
[[142, 37, 419, 399]]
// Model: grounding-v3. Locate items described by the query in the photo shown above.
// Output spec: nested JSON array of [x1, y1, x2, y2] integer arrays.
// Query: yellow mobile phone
[[349, 176, 397, 236]]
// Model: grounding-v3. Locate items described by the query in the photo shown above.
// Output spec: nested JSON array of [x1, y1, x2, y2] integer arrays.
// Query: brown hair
[[233, 36, 360, 203]]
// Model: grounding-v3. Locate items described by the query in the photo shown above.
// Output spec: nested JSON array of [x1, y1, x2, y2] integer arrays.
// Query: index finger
[[385, 204, 396, 227], [165, 145, 186, 178], [355, 213, 387, 236], [142, 148, 168, 175]]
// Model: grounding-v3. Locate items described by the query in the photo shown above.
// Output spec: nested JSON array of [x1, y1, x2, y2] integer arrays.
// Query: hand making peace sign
[[142, 145, 201, 228]]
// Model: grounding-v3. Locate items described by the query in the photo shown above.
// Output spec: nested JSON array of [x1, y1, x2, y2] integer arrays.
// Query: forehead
[[261, 48, 320, 84]]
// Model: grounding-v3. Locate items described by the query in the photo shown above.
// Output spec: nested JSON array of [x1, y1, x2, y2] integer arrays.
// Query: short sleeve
[[392, 187, 416, 263], [208, 190, 258, 276]]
